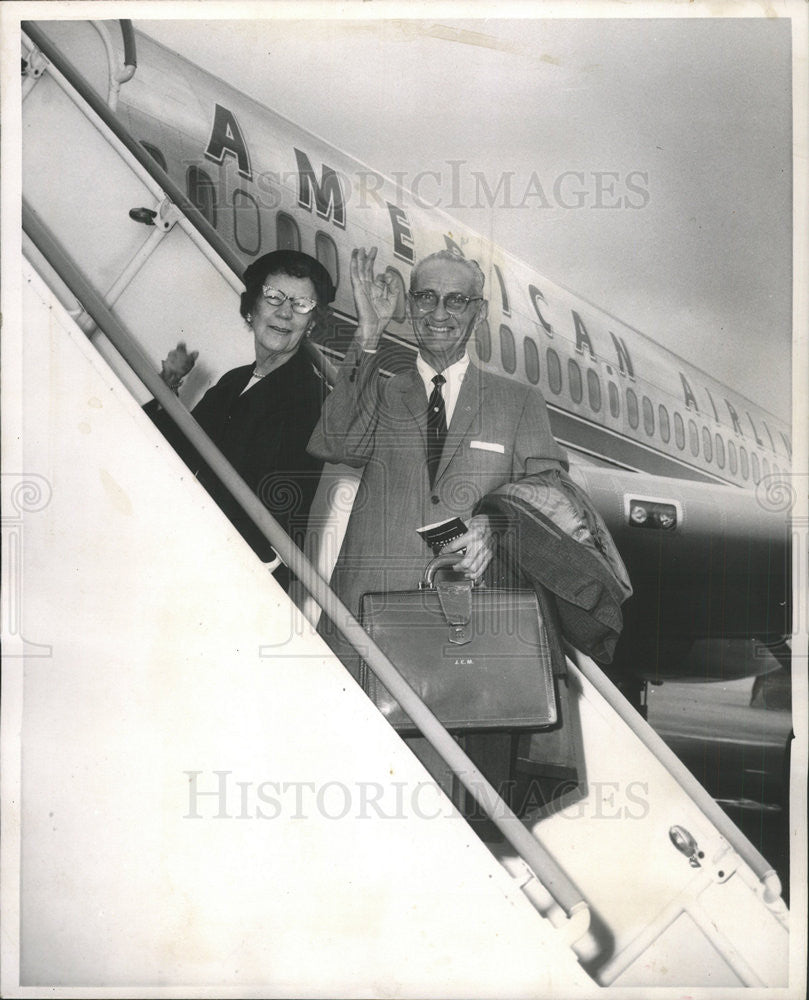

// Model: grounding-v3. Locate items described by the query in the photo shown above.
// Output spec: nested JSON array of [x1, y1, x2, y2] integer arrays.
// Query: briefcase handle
[[421, 553, 471, 590], [421, 554, 475, 645]]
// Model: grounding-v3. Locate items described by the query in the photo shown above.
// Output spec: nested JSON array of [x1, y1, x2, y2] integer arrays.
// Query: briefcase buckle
[[448, 622, 472, 645]]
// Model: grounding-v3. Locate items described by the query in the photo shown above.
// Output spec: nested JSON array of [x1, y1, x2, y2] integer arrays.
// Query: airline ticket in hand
[[417, 517, 468, 554]]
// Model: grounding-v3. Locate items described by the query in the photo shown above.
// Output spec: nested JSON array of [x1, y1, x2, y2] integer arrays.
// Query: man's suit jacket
[[308, 341, 567, 645]]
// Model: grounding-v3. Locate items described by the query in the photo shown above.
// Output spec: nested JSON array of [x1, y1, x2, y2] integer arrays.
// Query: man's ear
[[473, 298, 489, 328]]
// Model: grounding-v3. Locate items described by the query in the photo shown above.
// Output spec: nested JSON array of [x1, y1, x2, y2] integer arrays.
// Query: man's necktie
[[426, 373, 447, 488]]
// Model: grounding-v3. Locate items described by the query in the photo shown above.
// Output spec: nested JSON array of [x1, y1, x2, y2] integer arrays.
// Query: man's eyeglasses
[[410, 289, 482, 315], [262, 285, 318, 315]]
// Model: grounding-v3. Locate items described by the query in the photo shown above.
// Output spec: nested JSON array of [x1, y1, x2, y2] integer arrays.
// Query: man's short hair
[[410, 249, 485, 297]]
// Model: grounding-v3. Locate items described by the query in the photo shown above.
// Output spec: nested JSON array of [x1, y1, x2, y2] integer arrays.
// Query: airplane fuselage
[[32, 20, 793, 679], [104, 28, 792, 493]]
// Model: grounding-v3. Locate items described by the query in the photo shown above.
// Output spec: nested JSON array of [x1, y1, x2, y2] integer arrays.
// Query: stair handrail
[[567, 645, 784, 904], [23, 198, 589, 925], [21, 20, 333, 388]]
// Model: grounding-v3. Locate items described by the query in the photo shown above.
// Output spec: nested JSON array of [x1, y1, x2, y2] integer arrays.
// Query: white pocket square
[[470, 440, 505, 454]]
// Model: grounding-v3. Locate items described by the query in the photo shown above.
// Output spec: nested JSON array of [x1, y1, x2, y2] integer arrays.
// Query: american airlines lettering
[[202, 106, 790, 462]]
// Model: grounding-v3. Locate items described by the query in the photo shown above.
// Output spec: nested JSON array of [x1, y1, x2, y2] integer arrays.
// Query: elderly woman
[[152, 249, 334, 587]]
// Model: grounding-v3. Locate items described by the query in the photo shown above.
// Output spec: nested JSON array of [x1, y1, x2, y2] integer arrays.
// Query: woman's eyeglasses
[[262, 285, 318, 315], [410, 289, 482, 315]]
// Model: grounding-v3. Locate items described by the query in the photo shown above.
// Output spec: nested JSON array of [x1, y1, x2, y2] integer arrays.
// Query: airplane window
[[586, 370, 601, 411], [524, 337, 540, 384], [568, 359, 583, 403], [547, 348, 562, 394], [476, 318, 492, 362], [493, 262, 511, 317], [762, 457, 770, 480], [384, 267, 407, 323], [608, 382, 620, 418], [688, 419, 699, 457], [658, 405, 670, 443], [642, 395, 654, 436], [626, 388, 639, 429], [674, 412, 685, 450], [276, 212, 300, 251], [715, 433, 725, 468], [728, 440, 738, 475], [740, 446, 749, 480], [500, 325, 516, 374], [315, 232, 340, 290], [702, 427, 712, 462], [233, 189, 261, 256], [186, 166, 217, 227], [140, 141, 167, 172], [751, 452, 761, 483]]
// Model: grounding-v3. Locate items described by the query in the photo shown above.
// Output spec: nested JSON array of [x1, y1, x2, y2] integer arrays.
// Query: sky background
[[139, 12, 794, 422]]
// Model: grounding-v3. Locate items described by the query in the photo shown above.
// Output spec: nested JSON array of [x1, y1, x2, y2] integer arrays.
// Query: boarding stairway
[[9, 19, 792, 993]]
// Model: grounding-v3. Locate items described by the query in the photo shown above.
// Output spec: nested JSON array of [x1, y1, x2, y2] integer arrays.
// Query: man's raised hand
[[350, 246, 397, 350]]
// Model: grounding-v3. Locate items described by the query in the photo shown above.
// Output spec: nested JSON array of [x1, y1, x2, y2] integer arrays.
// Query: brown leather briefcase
[[358, 555, 557, 733]]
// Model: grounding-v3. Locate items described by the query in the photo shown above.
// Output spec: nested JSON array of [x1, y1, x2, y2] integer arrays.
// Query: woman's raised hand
[[350, 246, 396, 349], [160, 341, 198, 387]]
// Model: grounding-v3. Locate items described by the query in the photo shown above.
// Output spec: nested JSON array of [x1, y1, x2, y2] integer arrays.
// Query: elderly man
[[310, 245, 566, 614], [308, 246, 569, 808]]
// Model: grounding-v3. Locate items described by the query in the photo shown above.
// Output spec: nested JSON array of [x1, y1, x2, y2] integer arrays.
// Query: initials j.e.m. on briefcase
[[358, 555, 557, 733]]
